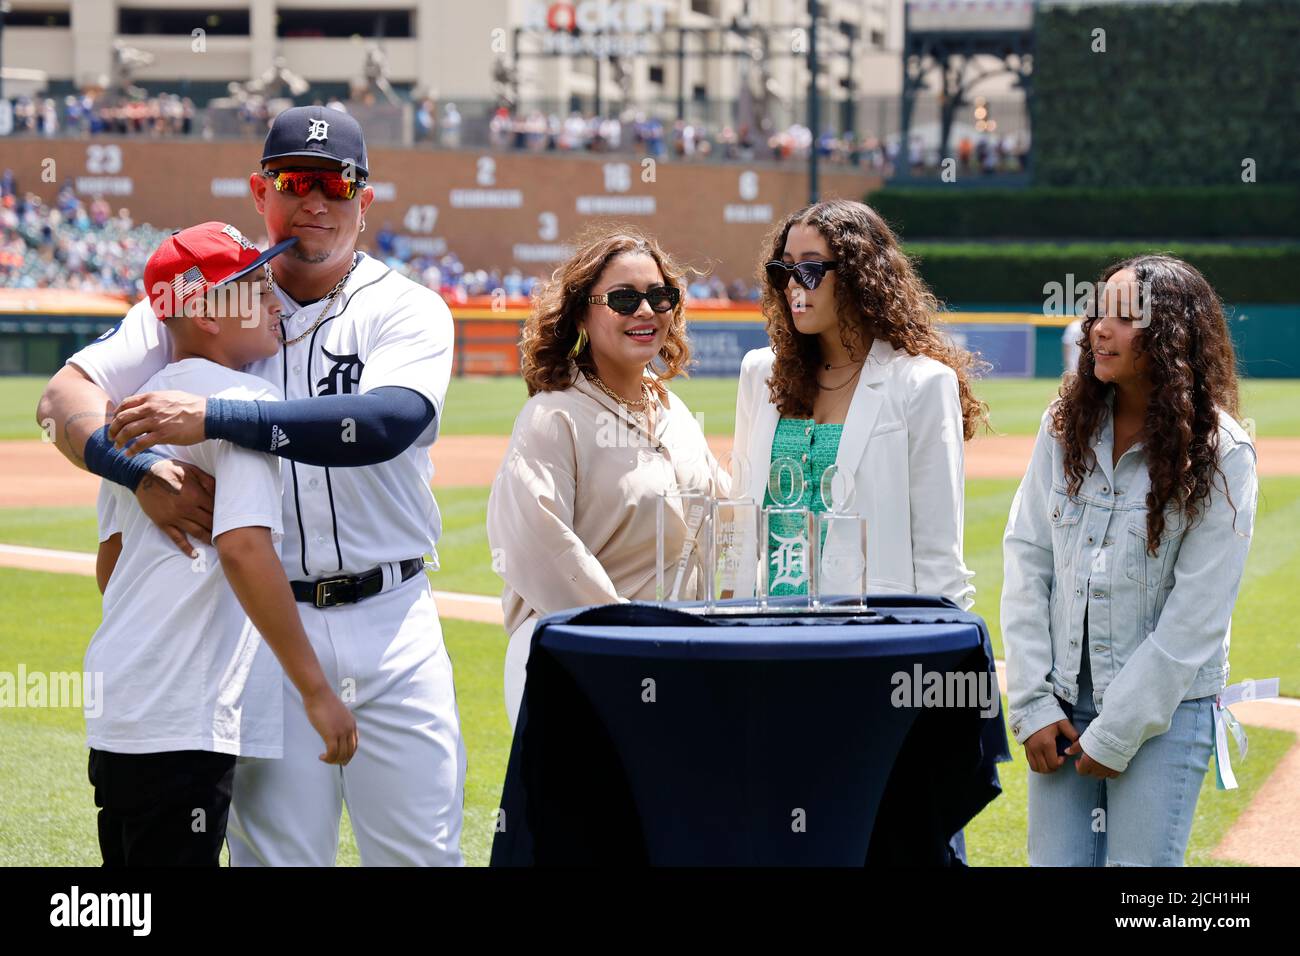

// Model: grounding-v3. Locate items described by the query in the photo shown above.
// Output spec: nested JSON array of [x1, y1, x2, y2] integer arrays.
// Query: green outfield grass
[[3, 372, 1298, 867], [338, 375, 1300, 439], [5, 476, 1297, 693], [5, 374, 1300, 440], [0, 562, 1290, 866], [1, 376, 50, 442], [0, 567, 509, 867]]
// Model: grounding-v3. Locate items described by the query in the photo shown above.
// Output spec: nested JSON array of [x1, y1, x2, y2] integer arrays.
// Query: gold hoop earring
[[568, 326, 588, 358]]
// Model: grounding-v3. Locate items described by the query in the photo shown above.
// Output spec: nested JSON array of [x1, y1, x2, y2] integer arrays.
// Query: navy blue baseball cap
[[261, 105, 369, 178]]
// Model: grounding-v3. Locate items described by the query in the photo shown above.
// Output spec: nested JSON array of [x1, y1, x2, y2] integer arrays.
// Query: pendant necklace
[[268, 253, 361, 347]]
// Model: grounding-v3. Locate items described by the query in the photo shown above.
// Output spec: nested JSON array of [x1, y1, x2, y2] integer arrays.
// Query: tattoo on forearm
[[138, 473, 179, 496], [63, 410, 112, 466]]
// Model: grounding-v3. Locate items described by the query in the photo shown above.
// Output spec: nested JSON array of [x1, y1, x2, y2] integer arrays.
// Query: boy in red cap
[[85, 222, 357, 866]]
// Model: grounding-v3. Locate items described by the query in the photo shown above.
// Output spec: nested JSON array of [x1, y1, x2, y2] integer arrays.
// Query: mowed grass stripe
[[0, 564, 1289, 866], [0, 567, 511, 867], [0, 506, 99, 553], [3, 476, 1298, 693], [6, 375, 1300, 441]]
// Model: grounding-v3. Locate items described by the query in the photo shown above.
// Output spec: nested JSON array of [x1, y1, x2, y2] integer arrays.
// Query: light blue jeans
[[1027, 647, 1215, 866]]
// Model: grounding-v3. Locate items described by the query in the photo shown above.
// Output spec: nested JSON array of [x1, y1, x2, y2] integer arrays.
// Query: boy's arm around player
[[216, 525, 358, 765], [199, 371, 359, 767]]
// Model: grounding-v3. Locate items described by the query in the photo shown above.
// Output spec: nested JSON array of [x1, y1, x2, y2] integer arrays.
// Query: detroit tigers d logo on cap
[[261, 105, 369, 177]]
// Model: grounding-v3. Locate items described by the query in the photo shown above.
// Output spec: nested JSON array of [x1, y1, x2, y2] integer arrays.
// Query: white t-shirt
[[68, 252, 453, 578], [87, 358, 285, 756]]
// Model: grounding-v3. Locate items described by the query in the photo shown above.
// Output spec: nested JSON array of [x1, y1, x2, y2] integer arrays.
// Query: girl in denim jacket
[[1002, 255, 1258, 866]]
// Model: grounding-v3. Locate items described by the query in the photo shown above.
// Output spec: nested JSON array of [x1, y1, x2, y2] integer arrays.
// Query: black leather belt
[[291, 558, 425, 608]]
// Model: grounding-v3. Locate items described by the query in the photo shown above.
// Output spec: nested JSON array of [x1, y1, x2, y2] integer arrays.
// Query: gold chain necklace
[[587, 372, 664, 451], [587, 372, 652, 412], [268, 253, 361, 347]]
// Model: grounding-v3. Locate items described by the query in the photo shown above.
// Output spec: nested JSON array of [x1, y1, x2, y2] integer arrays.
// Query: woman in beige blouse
[[487, 228, 720, 728]]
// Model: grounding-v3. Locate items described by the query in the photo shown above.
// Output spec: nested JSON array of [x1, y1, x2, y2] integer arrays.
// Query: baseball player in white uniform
[[37, 106, 466, 866]]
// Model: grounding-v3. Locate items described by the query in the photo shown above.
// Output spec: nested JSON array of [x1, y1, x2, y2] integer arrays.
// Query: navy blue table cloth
[[490, 595, 1012, 866]]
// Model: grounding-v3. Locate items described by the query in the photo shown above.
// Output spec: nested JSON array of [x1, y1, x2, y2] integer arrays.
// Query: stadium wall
[[8, 298, 1294, 379], [0, 138, 880, 288]]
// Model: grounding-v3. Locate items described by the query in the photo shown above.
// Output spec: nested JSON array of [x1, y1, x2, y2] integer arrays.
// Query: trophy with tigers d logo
[[760, 457, 813, 610]]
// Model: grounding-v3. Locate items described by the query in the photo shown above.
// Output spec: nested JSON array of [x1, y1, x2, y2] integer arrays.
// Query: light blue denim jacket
[[1001, 396, 1258, 772]]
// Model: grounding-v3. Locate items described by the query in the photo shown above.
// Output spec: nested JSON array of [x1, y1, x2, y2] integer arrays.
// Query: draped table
[[490, 595, 1011, 866]]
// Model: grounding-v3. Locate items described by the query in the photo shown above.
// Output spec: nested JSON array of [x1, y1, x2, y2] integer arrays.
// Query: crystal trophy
[[760, 456, 812, 610], [709, 452, 759, 611], [656, 478, 713, 606], [811, 463, 869, 611]]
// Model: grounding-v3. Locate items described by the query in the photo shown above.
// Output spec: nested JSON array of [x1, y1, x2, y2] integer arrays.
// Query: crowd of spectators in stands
[[4, 88, 1028, 177], [0, 171, 169, 297], [5, 93, 197, 137], [1, 169, 764, 305], [482, 107, 894, 170], [374, 223, 541, 304], [2, 90, 350, 140], [909, 131, 1030, 175], [371, 222, 762, 303], [227, 95, 355, 139]]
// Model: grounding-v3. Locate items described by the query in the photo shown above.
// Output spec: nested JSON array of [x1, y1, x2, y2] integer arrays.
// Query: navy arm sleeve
[[205, 386, 434, 467], [84, 425, 167, 491]]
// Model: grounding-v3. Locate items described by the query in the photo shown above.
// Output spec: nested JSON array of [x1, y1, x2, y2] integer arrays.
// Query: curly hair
[[520, 225, 693, 398], [1051, 254, 1242, 554], [758, 198, 989, 439]]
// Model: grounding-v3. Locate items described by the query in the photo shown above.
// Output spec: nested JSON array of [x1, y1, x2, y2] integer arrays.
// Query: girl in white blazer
[[733, 199, 985, 609]]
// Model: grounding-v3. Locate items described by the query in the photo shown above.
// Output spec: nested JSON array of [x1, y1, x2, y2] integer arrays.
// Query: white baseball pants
[[227, 574, 466, 866]]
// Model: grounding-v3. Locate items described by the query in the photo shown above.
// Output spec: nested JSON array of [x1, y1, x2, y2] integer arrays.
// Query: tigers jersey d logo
[[317, 349, 363, 395]]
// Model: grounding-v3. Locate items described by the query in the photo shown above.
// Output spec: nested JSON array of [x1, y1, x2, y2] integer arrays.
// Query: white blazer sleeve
[[718, 355, 762, 596], [486, 401, 621, 616], [731, 352, 758, 485], [906, 365, 975, 610]]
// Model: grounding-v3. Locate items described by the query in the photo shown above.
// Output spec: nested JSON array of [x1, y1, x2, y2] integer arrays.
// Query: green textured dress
[[761, 418, 843, 596]]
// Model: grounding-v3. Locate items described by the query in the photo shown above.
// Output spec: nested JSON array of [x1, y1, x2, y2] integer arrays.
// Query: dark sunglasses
[[765, 259, 839, 291], [588, 286, 680, 315], [261, 169, 365, 201]]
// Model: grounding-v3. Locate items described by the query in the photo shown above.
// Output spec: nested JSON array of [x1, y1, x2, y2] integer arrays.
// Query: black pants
[[88, 749, 237, 867]]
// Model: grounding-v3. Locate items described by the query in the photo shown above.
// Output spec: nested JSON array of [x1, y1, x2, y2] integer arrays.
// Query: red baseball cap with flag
[[144, 222, 297, 321]]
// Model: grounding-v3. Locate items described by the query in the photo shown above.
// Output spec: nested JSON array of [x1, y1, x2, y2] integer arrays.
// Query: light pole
[[0, 2, 10, 103], [808, 0, 820, 204], [839, 20, 858, 138]]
